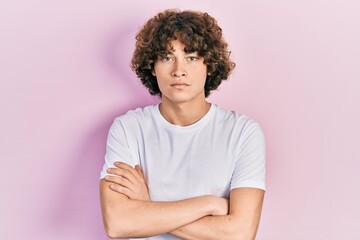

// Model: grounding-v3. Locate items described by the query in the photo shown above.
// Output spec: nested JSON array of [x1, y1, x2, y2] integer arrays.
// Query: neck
[[159, 98, 211, 126]]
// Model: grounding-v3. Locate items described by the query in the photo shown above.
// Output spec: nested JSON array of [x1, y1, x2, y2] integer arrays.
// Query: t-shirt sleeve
[[99, 118, 135, 180], [230, 120, 266, 191]]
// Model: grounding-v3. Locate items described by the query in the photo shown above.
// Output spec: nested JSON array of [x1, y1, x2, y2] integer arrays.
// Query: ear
[[152, 69, 156, 76]]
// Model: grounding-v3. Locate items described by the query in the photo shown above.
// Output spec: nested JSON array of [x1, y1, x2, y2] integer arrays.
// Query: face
[[152, 39, 208, 105]]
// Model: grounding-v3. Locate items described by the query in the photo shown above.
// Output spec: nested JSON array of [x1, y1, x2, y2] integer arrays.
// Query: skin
[[100, 177, 228, 238], [105, 164, 150, 201], [100, 39, 265, 239], [152, 39, 211, 126], [106, 162, 264, 240]]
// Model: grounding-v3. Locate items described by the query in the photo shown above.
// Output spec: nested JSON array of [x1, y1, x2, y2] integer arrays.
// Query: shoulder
[[211, 105, 265, 150], [113, 104, 157, 125], [109, 105, 158, 136], [213, 104, 264, 135]]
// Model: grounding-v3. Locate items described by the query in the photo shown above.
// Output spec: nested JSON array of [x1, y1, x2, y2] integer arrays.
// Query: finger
[[115, 162, 144, 182], [105, 175, 134, 190], [109, 184, 134, 199], [107, 167, 138, 184], [135, 165, 145, 178]]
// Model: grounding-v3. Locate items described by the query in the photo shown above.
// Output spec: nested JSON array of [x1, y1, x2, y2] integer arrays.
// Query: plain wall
[[1, 0, 359, 239]]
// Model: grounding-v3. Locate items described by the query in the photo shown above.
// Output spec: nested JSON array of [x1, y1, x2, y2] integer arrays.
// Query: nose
[[171, 60, 187, 78]]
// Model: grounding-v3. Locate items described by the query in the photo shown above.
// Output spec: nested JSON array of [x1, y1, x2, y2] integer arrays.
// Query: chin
[[164, 95, 193, 104], [163, 91, 204, 104]]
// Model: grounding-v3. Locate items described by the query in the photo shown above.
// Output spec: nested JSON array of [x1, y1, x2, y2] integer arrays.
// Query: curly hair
[[131, 9, 235, 98]]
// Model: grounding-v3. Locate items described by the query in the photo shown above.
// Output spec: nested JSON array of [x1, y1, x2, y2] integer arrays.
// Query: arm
[[170, 188, 265, 240], [104, 162, 263, 240], [100, 164, 228, 239]]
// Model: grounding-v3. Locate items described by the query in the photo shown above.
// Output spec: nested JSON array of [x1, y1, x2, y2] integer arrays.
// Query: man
[[100, 9, 266, 240]]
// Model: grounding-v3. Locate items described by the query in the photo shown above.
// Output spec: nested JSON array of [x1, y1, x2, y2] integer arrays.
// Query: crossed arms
[[100, 162, 264, 239]]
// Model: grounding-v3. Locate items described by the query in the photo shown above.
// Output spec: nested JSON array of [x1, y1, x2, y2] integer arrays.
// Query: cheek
[[196, 67, 208, 84], [153, 61, 164, 76], [197, 65, 207, 77]]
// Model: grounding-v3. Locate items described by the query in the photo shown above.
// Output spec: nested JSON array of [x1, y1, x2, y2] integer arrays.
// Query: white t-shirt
[[100, 103, 266, 239]]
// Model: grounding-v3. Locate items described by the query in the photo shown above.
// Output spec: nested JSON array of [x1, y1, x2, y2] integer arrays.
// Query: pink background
[[1, 0, 359, 239]]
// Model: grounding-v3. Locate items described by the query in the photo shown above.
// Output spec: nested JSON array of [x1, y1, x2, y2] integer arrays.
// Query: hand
[[105, 162, 150, 201]]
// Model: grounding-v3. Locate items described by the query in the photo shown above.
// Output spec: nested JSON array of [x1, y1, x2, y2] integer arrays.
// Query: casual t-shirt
[[100, 103, 266, 239]]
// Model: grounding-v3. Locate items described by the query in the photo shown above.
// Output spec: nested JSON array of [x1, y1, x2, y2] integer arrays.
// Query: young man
[[100, 9, 266, 240]]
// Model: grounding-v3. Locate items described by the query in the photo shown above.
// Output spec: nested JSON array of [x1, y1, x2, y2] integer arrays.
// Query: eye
[[187, 56, 198, 62], [161, 56, 173, 62]]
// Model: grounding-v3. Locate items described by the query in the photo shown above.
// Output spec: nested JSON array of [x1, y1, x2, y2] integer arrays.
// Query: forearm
[[170, 188, 265, 240], [170, 215, 245, 240], [111, 197, 214, 237], [100, 180, 218, 238]]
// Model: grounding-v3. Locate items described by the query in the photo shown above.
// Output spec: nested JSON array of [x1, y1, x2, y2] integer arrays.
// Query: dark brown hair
[[131, 9, 235, 97]]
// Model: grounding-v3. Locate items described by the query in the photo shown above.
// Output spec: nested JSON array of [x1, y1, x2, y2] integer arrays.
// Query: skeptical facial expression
[[152, 39, 208, 104]]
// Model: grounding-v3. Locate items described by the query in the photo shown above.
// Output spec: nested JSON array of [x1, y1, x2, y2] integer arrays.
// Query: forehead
[[167, 39, 185, 52], [166, 39, 197, 54]]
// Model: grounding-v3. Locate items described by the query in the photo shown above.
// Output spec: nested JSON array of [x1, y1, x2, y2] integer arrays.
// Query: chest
[[138, 132, 237, 200]]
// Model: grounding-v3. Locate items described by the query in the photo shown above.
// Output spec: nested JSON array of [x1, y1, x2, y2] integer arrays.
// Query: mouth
[[170, 83, 190, 89]]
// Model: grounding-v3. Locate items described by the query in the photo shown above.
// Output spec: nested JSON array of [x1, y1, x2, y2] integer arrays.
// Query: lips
[[170, 83, 190, 89], [170, 82, 190, 86]]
